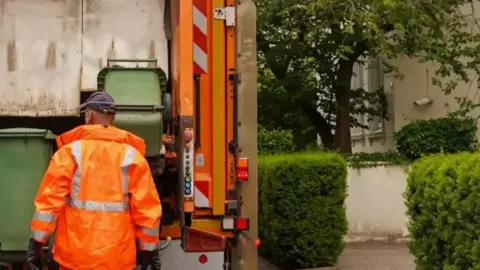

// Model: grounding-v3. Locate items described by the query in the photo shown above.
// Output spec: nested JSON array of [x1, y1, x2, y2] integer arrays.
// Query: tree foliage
[[257, 0, 480, 153], [258, 125, 296, 154], [258, 69, 318, 149]]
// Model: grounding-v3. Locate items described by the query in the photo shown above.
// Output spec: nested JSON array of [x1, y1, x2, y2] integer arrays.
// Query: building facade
[[350, 57, 480, 153]]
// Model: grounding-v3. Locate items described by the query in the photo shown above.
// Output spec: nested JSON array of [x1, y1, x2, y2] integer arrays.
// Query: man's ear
[[84, 111, 91, 124]]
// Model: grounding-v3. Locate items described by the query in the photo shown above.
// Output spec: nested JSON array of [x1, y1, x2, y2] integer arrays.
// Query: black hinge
[[228, 72, 239, 155], [228, 140, 237, 154]]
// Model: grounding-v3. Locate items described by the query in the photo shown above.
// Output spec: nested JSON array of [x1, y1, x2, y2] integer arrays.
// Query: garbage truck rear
[[0, 0, 258, 269]]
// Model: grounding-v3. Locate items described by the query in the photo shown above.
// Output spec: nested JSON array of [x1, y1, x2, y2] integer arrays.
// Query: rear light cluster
[[221, 216, 250, 231], [223, 158, 251, 233], [237, 157, 249, 181]]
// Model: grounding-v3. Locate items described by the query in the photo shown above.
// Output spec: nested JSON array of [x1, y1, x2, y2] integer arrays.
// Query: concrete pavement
[[258, 242, 415, 270]]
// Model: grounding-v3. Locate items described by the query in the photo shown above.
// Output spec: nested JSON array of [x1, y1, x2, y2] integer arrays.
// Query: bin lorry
[[0, 0, 258, 269]]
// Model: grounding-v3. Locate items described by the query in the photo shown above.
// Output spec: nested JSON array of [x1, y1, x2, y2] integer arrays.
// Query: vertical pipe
[[194, 74, 201, 148]]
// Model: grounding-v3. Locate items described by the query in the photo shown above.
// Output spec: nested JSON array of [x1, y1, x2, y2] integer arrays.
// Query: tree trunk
[[303, 106, 335, 150], [333, 59, 355, 154], [334, 87, 352, 154]]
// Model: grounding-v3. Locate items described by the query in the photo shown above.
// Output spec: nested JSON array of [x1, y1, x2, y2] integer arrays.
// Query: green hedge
[[259, 153, 348, 269], [406, 152, 480, 269], [394, 117, 477, 160]]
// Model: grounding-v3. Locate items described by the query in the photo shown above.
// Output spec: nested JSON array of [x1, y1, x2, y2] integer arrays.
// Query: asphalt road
[[258, 242, 415, 270]]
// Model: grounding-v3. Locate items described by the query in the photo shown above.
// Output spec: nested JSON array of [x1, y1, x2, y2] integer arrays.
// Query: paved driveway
[[259, 242, 415, 270]]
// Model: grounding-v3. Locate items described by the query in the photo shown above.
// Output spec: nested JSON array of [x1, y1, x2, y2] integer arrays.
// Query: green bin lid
[[0, 128, 54, 139]]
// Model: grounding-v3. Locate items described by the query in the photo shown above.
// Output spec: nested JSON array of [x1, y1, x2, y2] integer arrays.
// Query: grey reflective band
[[121, 146, 136, 200], [31, 230, 51, 242], [139, 241, 158, 251], [142, 226, 160, 236], [32, 211, 57, 223], [67, 197, 129, 212], [69, 141, 135, 212]]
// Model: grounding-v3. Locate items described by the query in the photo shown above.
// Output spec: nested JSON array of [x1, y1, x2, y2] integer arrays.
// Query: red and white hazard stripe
[[193, 0, 209, 208], [193, 0, 208, 74], [195, 181, 210, 208]]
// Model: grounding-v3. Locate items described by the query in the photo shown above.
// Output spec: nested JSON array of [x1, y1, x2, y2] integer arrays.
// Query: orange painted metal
[[178, 0, 194, 117], [211, 0, 227, 216], [184, 227, 226, 252], [160, 225, 235, 240]]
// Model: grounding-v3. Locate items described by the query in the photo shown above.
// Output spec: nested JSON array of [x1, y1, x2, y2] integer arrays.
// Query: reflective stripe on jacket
[[30, 125, 162, 270]]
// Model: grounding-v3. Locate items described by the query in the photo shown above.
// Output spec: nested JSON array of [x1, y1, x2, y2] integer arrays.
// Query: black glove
[[27, 239, 44, 270], [140, 249, 161, 270]]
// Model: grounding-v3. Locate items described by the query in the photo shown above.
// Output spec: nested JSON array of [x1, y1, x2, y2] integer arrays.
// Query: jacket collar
[[56, 125, 146, 156]]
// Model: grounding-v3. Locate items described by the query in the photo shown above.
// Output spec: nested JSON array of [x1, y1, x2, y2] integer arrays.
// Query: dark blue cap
[[80, 92, 116, 114]]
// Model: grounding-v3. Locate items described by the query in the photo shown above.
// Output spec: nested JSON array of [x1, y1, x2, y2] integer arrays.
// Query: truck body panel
[[80, 0, 169, 88], [133, 240, 223, 270], [0, 0, 82, 116], [0, 0, 168, 116], [159, 240, 223, 270]]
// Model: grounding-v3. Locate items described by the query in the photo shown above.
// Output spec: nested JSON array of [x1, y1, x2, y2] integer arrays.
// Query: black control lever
[[194, 74, 201, 148]]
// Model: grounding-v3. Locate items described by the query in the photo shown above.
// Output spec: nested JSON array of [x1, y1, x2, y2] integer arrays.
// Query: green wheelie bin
[[0, 128, 53, 264]]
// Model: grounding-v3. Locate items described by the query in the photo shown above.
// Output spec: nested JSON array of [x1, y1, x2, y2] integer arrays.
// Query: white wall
[[345, 165, 410, 242]]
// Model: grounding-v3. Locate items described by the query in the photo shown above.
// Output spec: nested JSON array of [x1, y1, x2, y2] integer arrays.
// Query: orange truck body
[[161, 1, 258, 268]]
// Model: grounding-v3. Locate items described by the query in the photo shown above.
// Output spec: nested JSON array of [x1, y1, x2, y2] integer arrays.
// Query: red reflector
[[236, 217, 249, 231], [255, 239, 261, 247], [237, 170, 248, 181], [199, 254, 208, 264], [184, 130, 193, 143]]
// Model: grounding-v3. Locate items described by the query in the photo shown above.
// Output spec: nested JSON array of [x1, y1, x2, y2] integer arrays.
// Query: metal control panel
[[183, 128, 195, 198]]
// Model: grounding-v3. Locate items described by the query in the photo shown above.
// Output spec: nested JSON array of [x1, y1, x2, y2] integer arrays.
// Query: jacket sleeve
[[128, 151, 162, 251], [30, 146, 75, 244]]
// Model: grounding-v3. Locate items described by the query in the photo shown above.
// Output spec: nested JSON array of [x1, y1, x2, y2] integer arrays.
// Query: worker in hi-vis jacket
[[27, 92, 162, 270]]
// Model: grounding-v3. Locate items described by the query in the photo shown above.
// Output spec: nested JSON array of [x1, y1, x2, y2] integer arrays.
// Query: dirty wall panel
[[0, 0, 82, 116], [0, 0, 169, 116], [80, 0, 169, 91]]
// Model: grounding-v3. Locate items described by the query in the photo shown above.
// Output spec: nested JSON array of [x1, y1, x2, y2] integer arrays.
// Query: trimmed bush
[[394, 117, 477, 160], [258, 125, 296, 154], [405, 152, 480, 269], [259, 153, 348, 269]]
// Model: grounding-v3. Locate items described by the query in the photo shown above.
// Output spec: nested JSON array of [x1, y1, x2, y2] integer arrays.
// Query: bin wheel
[[11, 264, 22, 270], [47, 263, 59, 270]]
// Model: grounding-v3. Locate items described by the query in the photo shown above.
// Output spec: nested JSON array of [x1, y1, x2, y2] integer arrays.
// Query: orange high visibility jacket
[[30, 125, 162, 270]]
